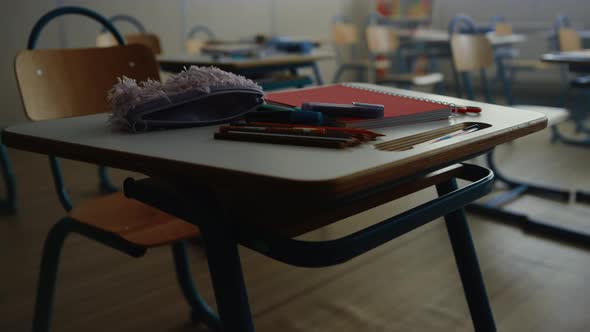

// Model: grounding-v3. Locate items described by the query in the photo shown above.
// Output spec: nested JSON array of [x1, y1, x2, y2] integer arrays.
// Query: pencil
[[214, 131, 357, 148], [219, 125, 356, 140], [229, 122, 381, 140]]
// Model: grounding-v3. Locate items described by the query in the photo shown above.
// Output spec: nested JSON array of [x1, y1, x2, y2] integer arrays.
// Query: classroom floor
[[1, 120, 589, 332]]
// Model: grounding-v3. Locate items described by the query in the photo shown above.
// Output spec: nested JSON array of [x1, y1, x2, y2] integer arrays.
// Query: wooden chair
[[331, 19, 369, 83], [95, 14, 161, 55], [97, 32, 162, 55], [365, 25, 443, 88], [554, 18, 590, 133], [559, 27, 582, 52], [185, 25, 215, 55], [15, 7, 219, 332], [450, 33, 569, 125], [493, 22, 550, 74]]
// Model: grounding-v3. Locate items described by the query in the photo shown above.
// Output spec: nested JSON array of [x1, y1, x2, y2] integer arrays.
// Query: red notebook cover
[[264, 84, 451, 128]]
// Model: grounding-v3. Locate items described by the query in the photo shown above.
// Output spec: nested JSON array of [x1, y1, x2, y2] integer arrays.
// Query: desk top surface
[[158, 51, 333, 69], [3, 83, 546, 197], [400, 29, 527, 45], [541, 50, 590, 64]]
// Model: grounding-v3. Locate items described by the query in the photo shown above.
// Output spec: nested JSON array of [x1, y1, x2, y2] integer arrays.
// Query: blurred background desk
[[158, 51, 333, 90]]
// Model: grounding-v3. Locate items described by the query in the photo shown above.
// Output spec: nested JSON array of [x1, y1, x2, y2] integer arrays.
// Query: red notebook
[[264, 83, 453, 128]]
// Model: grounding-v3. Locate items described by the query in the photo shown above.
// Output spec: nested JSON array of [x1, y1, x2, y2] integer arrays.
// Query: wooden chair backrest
[[332, 23, 359, 46], [559, 27, 581, 51], [14, 44, 159, 121], [96, 32, 162, 54], [450, 34, 494, 72], [366, 25, 399, 54], [185, 39, 208, 55], [494, 23, 513, 36], [125, 33, 162, 55]]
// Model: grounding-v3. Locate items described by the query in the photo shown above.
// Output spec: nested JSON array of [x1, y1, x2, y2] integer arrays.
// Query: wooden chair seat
[[69, 192, 199, 248], [505, 58, 551, 71], [513, 105, 569, 126], [377, 72, 443, 86]]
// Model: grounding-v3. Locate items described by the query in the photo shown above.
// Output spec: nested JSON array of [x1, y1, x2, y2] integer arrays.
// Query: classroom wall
[[2, 0, 590, 125]]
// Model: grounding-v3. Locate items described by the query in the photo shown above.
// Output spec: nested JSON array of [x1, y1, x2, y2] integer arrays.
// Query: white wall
[[3, 0, 590, 125]]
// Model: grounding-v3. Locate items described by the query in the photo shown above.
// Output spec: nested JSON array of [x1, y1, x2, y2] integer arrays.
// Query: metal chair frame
[[25, 7, 220, 332]]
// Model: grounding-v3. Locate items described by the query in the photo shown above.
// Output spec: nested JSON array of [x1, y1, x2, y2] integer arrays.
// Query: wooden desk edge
[[2, 117, 547, 199]]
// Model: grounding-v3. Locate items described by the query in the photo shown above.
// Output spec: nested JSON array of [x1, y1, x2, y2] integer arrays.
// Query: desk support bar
[[237, 163, 493, 268], [124, 163, 495, 332], [33, 218, 146, 332], [467, 150, 590, 248]]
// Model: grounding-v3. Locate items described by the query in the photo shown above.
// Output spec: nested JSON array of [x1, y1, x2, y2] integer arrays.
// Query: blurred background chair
[[185, 24, 215, 55], [490, 16, 551, 89], [365, 24, 443, 90], [96, 14, 162, 55], [16, 7, 218, 331], [448, 28, 590, 247], [331, 16, 368, 83]]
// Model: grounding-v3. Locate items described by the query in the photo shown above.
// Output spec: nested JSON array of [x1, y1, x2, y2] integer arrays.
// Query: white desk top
[[158, 51, 333, 69], [3, 83, 546, 197], [401, 29, 527, 45], [541, 50, 590, 64]]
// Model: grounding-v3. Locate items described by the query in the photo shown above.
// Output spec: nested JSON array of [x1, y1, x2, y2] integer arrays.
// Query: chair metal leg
[[33, 218, 71, 332], [0, 143, 17, 213], [33, 217, 145, 332], [468, 150, 590, 247], [311, 62, 324, 86], [332, 66, 344, 83], [200, 221, 254, 332], [98, 165, 118, 193], [48, 156, 73, 212], [172, 241, 221, 331], [436, 179, 496, 332]]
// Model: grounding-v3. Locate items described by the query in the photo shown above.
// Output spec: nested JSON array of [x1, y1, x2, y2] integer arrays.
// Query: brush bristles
[[108, 66, 262, 131]]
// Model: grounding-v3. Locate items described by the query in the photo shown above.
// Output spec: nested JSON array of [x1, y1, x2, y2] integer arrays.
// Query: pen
[[301, 102, 385, 118], [430, 124, 480, 143]]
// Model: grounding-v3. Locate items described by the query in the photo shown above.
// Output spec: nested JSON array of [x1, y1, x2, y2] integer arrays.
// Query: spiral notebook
[[264, 83, 455, 129]]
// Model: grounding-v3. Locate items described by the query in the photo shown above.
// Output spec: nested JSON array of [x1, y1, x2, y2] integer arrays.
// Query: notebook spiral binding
[[342, 83, 459, 108]]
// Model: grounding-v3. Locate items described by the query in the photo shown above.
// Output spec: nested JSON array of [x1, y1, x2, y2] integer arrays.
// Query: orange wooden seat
[[70, 193, 199, 247]]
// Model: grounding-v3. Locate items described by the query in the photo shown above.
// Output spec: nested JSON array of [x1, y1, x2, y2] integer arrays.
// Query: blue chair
[[16, 7, 219, 331], [0, 139, 16, 214]]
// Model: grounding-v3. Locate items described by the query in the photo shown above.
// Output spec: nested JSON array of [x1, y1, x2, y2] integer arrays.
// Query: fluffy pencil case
[[109, 66, 264, 132]]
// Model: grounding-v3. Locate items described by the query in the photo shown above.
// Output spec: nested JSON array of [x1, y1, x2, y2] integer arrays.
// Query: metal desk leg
[[437, 179, 496, 332], [98, 165, 118, 193], [200, 221, 255, 332], [311, 62, 324, 86]]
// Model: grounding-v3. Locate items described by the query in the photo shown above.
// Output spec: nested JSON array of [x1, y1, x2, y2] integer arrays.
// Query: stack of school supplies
[[264, 83, 461, 129], [213, 122, 383, 149]]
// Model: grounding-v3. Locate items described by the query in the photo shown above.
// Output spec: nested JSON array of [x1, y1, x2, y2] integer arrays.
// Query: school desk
[[541, 49, 590, 73], [2, 83, 546, 331], [158, 51, 333, 85]]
